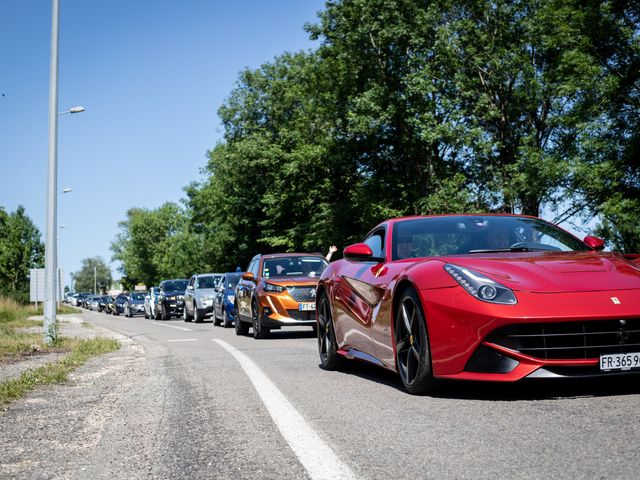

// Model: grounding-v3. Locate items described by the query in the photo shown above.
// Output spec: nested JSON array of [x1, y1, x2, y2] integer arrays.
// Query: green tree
[[71, 257, 112, 294], [308, 0, 479, 224], [135, 0, 640, 260], [187, 52, 361, 269], [0, 205, 44, 301], [569, 1, 640, 251], [111, 202, 204, 287]]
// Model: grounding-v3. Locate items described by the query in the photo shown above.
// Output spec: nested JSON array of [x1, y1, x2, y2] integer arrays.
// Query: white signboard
[[30, 268, 62, 302], [30, 268, 45, 302]]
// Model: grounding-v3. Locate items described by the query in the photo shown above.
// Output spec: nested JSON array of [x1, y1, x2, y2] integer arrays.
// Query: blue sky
[[0, 0, 326, 288]]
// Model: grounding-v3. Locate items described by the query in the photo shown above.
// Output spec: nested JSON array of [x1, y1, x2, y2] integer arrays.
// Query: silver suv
[[183, 273, 222, 323]]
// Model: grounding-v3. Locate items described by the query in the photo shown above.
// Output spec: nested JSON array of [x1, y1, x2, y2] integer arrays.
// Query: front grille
[[287, 310, 315, 321], [287, 286, 316, 303], [487, 319, 640, 360]]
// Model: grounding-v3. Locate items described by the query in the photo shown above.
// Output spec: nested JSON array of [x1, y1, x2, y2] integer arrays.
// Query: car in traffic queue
[[124, 291, 147, 317], [144, 287, 160, 319], [71, 292, 90, 307], [235, 253, 328, 339], [155, 279, 189, 320], [81, 294, 94, 309], [103, 295, 116, 314], [315, 214, 640, 394], [99, 295, 113, 313], [111, 293, 128, 316], [213, 272, 242, 328], [183, 273, 222, 323], [88, 295, 101, 311]]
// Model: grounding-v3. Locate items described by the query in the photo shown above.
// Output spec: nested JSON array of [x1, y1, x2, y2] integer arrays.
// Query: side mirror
[[241, 272, 254, 281], [343, 243, 374, 261], [187, 285, 194, 290], [584, 235, 605, 251]]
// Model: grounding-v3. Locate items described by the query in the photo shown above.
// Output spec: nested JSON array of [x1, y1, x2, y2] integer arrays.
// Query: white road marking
[[213, 339, 358, 480], [155, 323, 192, 332], [167, 339, 197, 342]]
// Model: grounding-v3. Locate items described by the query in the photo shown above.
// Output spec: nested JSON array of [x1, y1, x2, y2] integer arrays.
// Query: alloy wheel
[[317, 294, 340, 370], [394, 289, 435, 394]]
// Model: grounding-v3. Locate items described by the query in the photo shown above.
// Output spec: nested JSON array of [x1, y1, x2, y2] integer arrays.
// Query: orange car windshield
[[262, 256, 328, 279]]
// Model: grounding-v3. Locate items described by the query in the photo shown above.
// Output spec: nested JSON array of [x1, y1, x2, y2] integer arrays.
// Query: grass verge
[[1, 297, 83, 359], [0, 337, 120, 405], [0, 297, 120, 405]]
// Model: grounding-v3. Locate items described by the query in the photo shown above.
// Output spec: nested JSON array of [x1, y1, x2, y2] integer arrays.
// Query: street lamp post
[[44, 0, 61, 344], [44, 0, 84, 344]]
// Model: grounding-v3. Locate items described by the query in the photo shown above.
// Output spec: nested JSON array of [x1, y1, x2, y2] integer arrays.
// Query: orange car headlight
[[264, 282, 286, 293]]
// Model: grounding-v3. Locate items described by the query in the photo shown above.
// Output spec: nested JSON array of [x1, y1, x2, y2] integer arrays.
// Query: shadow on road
[[324, 361, 640, 400], [263, 329, 317, 340]]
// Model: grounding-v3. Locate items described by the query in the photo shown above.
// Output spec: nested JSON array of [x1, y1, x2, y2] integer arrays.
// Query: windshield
[[392, 216, 590, 260], [130, 292, 146, 301], [196, 276, 216, 289], [262, 256, 328, 278], [226, 274, 241, 289], [164, 280, 188, 291]]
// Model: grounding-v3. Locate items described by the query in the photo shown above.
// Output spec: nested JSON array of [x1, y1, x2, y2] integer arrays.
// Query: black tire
[[252, 299, 270, 339], [161, 304, 170, 320], [222, 308, 232, 328], [394, 288, 436, 395], [183, 304, 193, 322], [317, 293, 342, 370], [125, 306, 131, 318], [144, 308, 149, 319], [213, 308, 221, 326], [194, 307, 203, 323], [234, 303, 249, 336]]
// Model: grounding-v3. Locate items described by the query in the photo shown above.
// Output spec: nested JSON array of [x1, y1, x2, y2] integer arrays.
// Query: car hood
[[162, 290, 185, 297], [195, 288, 216, 296], [440, 252, 640, 293]]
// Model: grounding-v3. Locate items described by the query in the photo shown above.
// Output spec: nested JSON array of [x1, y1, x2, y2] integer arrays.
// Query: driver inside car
[[396, 234, 416, 259], [484, 225, 511, 249]]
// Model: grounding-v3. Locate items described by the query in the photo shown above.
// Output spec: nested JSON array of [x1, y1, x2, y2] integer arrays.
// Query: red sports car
[[316, 214, 640, 394]]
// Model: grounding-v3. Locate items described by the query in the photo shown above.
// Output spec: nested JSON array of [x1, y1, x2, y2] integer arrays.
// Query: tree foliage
[[110, 1, 640, 269], [111, 202, 205, 288], [71, 257, 112, 294], [0, 205, 44, 302]]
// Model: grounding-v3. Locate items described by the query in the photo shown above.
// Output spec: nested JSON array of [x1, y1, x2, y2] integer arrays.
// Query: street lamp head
[[58, 106, 85, 115], [62, 187, 72, 193]]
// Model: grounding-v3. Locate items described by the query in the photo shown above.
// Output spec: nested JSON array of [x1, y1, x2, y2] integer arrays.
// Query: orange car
[[235, 253, 328, 339]]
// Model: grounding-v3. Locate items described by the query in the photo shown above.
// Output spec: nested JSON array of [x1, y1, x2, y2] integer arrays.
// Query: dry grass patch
[[0, 298, 83, 361], [0, 337, 120, 405], [0, 297, 120, 405]]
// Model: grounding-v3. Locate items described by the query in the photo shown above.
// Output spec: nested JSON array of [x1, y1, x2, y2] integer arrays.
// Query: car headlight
[[201, 295, 213, 301], [178, 295, 184, 301], [168, 296, 176, 301], [227, 294, 235, 303], [444, 264, 517, 305], [264, 282, 285, 293]]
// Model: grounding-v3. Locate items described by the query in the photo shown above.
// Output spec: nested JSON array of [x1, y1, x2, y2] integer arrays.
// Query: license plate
[[599, 352, 640, 371], [299, 303, 315, 311]]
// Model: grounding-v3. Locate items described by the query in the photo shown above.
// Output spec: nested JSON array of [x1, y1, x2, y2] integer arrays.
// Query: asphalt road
[[2, 309, 639, 479]]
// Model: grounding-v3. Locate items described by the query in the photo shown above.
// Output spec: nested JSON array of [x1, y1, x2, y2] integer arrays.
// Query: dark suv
[[155, 279, 189, 320]]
